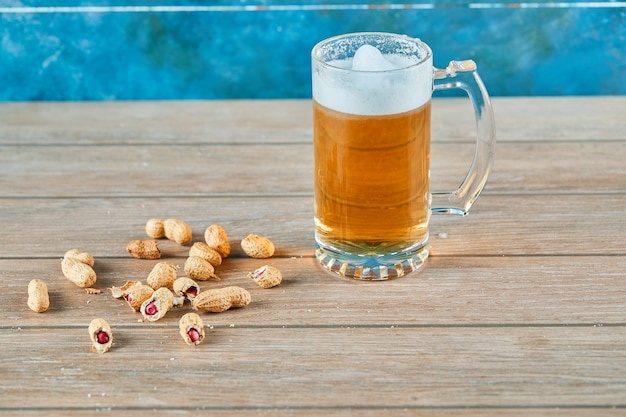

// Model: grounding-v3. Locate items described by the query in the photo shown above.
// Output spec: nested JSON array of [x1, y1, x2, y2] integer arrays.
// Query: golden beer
[[314, 100, 431, 250]]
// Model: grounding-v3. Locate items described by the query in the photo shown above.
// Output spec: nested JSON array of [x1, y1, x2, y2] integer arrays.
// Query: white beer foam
[[352, 45, 397, 71], [313, 45, 432, 116]]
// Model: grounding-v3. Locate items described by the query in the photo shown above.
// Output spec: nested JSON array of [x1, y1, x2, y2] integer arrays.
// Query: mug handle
[[431, 60, 496, 215]]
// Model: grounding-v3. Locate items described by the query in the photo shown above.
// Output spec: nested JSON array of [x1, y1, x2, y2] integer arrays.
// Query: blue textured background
[[1, 1, 625, 100]]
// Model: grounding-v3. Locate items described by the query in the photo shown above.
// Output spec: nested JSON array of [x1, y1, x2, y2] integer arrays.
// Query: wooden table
[[1, 97, 625, 415]]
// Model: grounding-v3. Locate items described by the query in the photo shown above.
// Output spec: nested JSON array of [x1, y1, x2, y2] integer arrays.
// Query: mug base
[[314, 241, 429, 280]]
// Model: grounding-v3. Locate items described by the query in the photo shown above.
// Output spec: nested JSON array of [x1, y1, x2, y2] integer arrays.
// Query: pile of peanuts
[[27, 218, 283, 353]]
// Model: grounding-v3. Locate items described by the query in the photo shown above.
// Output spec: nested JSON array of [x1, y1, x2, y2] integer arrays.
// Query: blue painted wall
[[1, 1, 625, 100]]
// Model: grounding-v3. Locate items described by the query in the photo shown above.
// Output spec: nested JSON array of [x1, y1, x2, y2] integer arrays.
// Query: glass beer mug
[[311, 32, 496, 280]]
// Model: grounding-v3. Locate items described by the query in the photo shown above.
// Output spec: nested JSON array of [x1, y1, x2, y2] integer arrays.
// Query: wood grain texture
[[1, 97, 625, 145], [2, 256, 625, 327], [1, 327, 625, 409], [0, 98, 625, 414], [2, 140, 625, 197], [0, 195, 624, 258]]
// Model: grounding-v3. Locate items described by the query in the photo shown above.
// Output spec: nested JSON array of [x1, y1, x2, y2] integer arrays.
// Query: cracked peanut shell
[[125, 283, 155, 311], [89, 318, 113, 353], [248, 265, 282, 289], [173, 277, 200, 302], [179, 312, 205, 346], [140, 287, 174, 322], [109, 280, 154, 311]]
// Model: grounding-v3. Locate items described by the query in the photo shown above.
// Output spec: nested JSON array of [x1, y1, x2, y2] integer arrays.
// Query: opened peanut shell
[[248, 265, 282, 289], [140, 287, 174, 321], [89, 318, 113, 354], [179, 312, 205, 346]]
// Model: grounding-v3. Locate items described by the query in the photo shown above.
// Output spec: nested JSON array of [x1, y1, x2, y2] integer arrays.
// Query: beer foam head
[[312, 33, 433, 116], [352, 45, 398, 71]]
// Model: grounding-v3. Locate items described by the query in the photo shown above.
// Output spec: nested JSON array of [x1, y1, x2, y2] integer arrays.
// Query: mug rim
[[311, 32, 433, 73]]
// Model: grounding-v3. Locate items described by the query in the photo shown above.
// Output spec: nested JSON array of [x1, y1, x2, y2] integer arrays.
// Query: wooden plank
[[0, 194, 624, 258], [3, 256, 625, 327], [1, 326, 625, 409], [432, 140, 626, 194], [485, 96, 626, 142], [1, 98, 624, 146], [430, 193, 626, 257], [2, 411, 624, 417], [1, 140, 625, 197], [0, 100, 313, 145]]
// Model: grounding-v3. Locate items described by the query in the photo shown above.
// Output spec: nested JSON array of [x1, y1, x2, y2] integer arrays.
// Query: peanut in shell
[[189, 242, 222, 267], [193, 286, 251, 313], [62, 256, 97, 288], [241, 234, 275, 259], [146, 261, 178, 290], [27, 279, 50, 313], [203, 224, 230, 258], [164, 218, 193, 245], [126, 239, 161, 259], [145, 219, 165, 239], [184, 256, 220, 281], [64, 248, 95, 267]]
